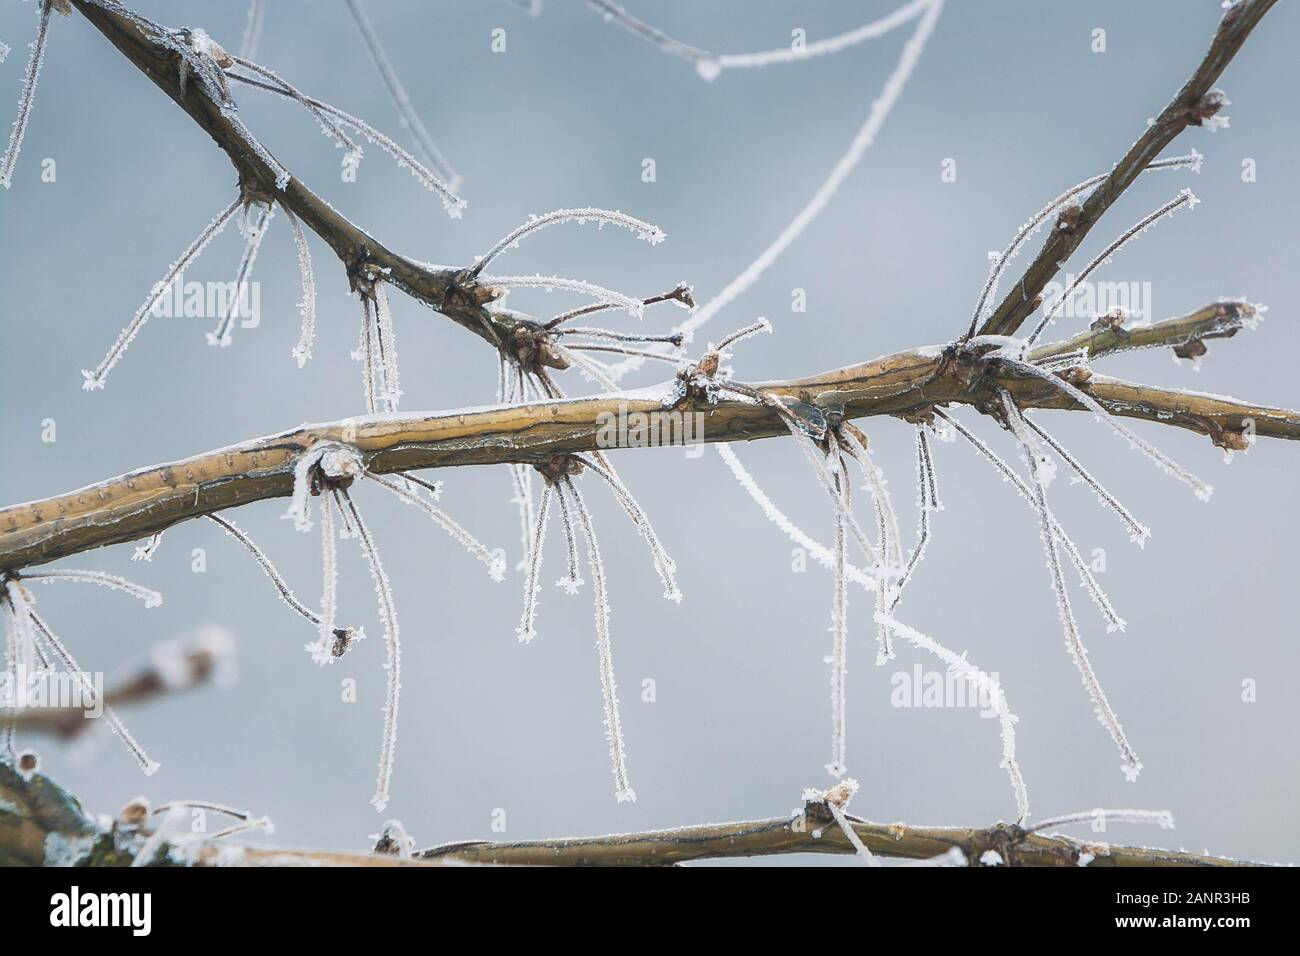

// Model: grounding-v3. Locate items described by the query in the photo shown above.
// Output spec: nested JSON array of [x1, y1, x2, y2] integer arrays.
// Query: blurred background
[[1, 0, 1296, 865]]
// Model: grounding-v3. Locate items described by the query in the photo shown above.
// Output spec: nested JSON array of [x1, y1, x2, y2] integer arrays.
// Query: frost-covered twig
[[0, 0, 61, 189], [876, 611, 1029, 821], [282, 206, 318, 367], [560, 477, 635, 803], [586, 0, 931, 81], [965, 151, 1202, 339], [1025, 808, 1175, 835], [480, 274, 646, 318], [1023, 417, 1150, 546], [365, 473, 506, 582], [996, 355, 1213, 502], [1025, 189, 1198, 345], [937, 409, 1125, 633], [604, 0, 944, 378], [343, 0, 459, 189], [470, 207, 665, 279], [82, 198, 241, 390], [335, 488, 401, 813], [979, 0, 1278, 338], [207, 203, 275, 348]]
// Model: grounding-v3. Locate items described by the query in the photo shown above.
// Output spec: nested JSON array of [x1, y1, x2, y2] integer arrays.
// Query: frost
[[552, 480, 584, 594], [827, 509, 848, 779], [470, 207, 666, 278], [979, 849, 1004, 866], [229, 55, 361, 160], [1026, 808, 1174, 834], [83, 199, 242, 390], [372, 283, 402, 410], [0, 0, 54, 189]]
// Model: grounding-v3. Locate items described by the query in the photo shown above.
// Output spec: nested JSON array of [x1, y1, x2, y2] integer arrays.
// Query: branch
[[5, 633, 227, 739], [978, 0, 1277, 338], [2, 302, 1296, 571], [1, 763, 1263, 867], [70, 0, 508, 348]]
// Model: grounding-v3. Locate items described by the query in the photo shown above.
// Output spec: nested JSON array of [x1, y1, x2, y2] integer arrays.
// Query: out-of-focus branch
[[978, 0, 1278, 338], [2, 307, 1297, 571], [6, 633, 229, 738]]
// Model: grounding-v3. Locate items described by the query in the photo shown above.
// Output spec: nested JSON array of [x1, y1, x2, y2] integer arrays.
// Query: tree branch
[[0, 762, 1264, 867], [70, 0, 509, 348], [978, 0, 1277, 338], [1, 301, 1295, 572]]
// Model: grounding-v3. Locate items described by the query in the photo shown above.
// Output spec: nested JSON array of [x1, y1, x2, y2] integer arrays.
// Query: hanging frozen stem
[[1025, 189, 1199, 346], [826, 489, 849, 779], [574, 454, 680, 602], [888, 425, 940, 613], [998, 390, 1141, 783], [1024, 417, 1150, 547], [552, 480, 584, 595], [876, 611, 1029, 822], [992, 352, 1214, 502], [560, 476, 635, 803], [964, 151, 1203, 340], [343, 0, 460, 190], [585, 0, 931, 82], [937, 409, 1125, 634], [282, 207, 318, 368], [334, 486, 402, 813], [516, 482, 554, 643], [364, 473, 506, 582], [0, 0, 65, 190], [82, 197, 242, 390], [207, 201, 275, 349], [715, 444, 879, 593], [470, 208, 665, 279], [206, 514, 359, 660]]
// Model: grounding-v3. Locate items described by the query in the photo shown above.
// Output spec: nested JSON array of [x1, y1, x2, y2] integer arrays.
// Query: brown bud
[[1173, 338, 1208, 361]]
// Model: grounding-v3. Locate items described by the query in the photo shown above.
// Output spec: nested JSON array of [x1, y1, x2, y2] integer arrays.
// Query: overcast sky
[[1, 0, 1296, 865]]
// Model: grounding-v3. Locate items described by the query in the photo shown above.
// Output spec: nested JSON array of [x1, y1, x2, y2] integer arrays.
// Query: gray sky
[[1, 0, 1296, 865]]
